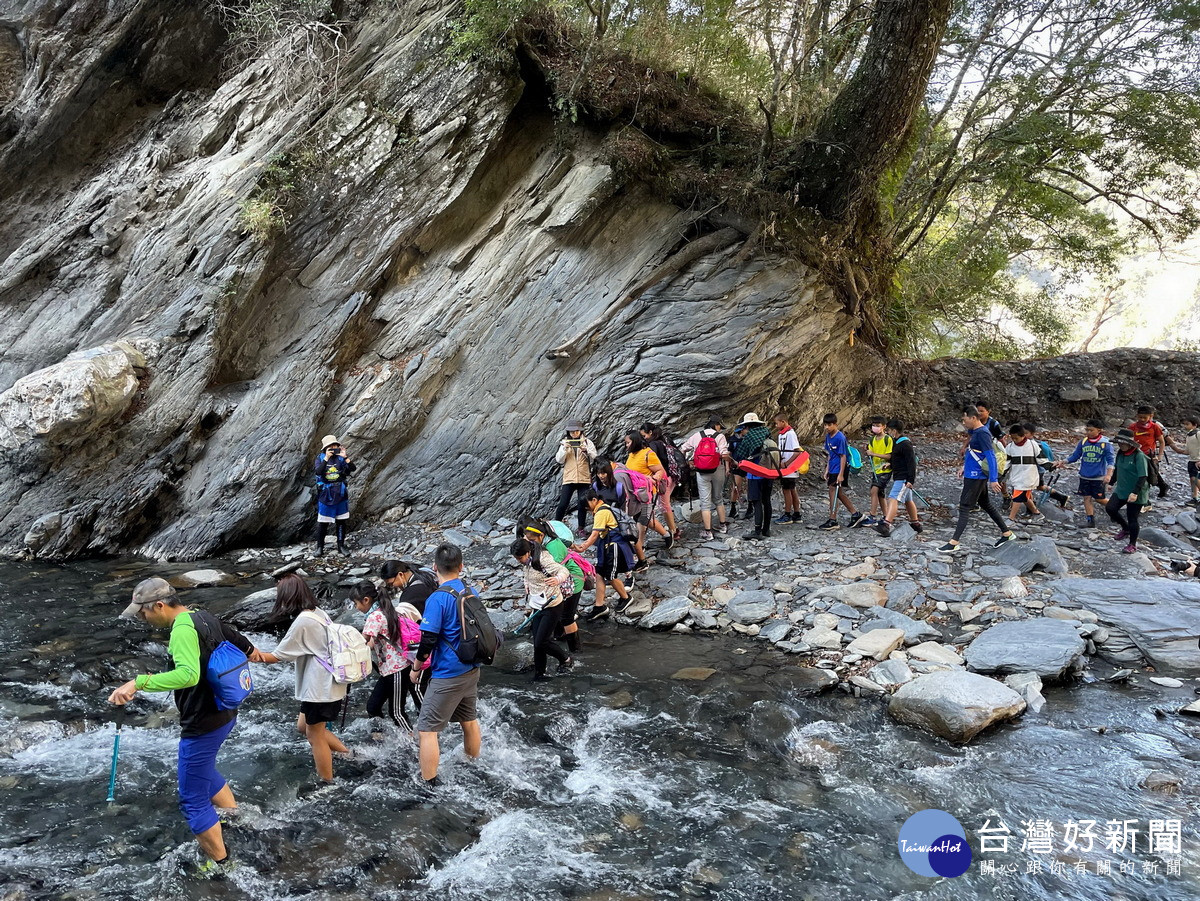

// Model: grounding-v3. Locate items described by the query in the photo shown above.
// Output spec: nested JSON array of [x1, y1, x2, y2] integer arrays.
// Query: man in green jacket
[[1106, 428, 1150, 554], [107, 578, 256, 876]]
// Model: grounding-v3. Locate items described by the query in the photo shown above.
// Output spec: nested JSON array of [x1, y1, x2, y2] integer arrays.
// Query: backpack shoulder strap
[[188, 609, 222, 655]]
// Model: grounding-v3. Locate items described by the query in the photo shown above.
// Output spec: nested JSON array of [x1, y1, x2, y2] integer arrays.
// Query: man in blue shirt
[[819, 413, 862, 530], [1056, 419, 1116, 527], [411, 544, 482, 785], [940, 407, 1016, 553]]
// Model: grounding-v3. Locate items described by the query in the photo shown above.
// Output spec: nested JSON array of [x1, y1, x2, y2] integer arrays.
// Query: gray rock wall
[[880, 349, 1200, 430], [0, 1, 883, 559]]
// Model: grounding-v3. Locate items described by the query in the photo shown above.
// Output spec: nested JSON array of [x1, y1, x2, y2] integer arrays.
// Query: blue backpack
[[194, 611, 253, 711], [208, 642, 253, 710]]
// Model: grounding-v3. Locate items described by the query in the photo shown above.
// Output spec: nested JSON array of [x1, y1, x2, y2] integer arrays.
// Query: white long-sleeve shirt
[[1005, 438, 1047, 491], [520, 549, 570, 608]]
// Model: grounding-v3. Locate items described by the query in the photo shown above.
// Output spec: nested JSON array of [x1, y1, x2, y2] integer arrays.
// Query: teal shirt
[[545, 537, 585, 595], [1113, 448, 1149, 505]]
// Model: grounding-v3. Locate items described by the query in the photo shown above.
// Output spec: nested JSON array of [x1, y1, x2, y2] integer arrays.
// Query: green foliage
[[449, 0, 545, 63], [236, 152, 319, 242], [889, 0, 1200, 357], [237, 197, 285, 241]]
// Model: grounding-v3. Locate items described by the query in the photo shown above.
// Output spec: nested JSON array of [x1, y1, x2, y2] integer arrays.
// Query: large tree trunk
[[788, 0, 953, 223]]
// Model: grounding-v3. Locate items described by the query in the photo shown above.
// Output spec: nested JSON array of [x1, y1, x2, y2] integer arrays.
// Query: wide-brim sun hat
[[738, 413, 765, 427], [565, 419, 585, 432], [321, 434, 340, 449], [1114, 427, 1137, 447]]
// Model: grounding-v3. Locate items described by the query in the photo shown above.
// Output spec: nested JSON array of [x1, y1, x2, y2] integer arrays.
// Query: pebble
[[671, 667, 717, 681], [1149, 677, 1184, 688]]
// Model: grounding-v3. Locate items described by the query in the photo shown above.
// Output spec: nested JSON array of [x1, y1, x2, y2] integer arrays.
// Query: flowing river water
[[0, 557, 1197, 900]]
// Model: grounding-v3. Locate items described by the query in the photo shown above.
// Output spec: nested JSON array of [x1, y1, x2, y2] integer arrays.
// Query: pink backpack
[[616, 465, 656, 504], [397, 616, 422, 651], [566, 550, 597, 590]]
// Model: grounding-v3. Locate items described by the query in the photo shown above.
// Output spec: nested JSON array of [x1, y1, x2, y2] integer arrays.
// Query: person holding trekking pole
[[107, 578, 257, 878]]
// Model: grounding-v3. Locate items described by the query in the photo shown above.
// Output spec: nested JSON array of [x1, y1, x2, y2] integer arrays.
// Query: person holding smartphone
[[554, 419, 597, 537], [313, 435, 355, 557]]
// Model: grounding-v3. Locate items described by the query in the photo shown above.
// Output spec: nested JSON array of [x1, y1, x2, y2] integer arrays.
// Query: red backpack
[[692, 431, 721, 473]]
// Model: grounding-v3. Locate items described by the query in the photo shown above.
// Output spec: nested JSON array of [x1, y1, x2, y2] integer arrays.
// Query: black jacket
[[181, 610, 253, 737], [399, 569, 438, 614], [889, 437, 918, 483]]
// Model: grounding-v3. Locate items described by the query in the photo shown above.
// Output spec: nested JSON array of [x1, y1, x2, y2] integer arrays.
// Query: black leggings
[[1105, 495, 1142, 545], [532, 604, 568, 676], [557, 591, 581, 652], [952, 478, 1008, 540], [556, 483, 590, 532], [366, 669, 428, 730], [749, 479, 773, 534]]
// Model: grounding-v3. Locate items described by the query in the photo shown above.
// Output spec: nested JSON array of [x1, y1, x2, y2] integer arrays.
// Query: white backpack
[[306, 609, 371, 684]]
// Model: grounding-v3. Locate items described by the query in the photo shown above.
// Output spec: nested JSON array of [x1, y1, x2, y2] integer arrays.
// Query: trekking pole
[[911, 489, 933, 510], [106, 706, 125, 802], [340, 692, 349, 730], [512, 611, 538, 636]]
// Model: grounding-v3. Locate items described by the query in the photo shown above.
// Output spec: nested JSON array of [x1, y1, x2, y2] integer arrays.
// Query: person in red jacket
[[1129, 406, 1169, 499]]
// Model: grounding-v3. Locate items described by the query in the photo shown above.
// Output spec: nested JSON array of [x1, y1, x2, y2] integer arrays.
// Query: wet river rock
[[889, 671, 1027, 743], [963, 619, 1087, 680], [1048, 578, 1200, 671]]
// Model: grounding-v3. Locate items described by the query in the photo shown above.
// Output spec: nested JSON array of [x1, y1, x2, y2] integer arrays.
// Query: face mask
[[871, 425, 884, 434]]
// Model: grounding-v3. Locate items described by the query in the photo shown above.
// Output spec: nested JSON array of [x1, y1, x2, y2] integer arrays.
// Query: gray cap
[[120, 577, 175, 619], [565, 419, 585, 432]]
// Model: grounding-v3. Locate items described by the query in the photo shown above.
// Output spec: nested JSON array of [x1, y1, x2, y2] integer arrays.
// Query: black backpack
[[441, 585, 501, 666]]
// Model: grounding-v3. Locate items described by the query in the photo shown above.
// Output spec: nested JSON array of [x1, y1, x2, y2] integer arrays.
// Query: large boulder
[[808, 582, 888, 609], [860, 606, 940, 645], [225, 587, 279, 631], [1048, 578, 1200, 671], [1137, 527, 1194, 553], [0, 342, 145, 450], [889, 671, 1027, 743], [488, 609, 528, 634], [963, 619, 1086, 680], [726, 589, 777, 624], [987, 537, 1067, 575], [638, 595, 693, 631]]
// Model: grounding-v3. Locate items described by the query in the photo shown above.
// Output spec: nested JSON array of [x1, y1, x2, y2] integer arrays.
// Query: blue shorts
[[177, 718, 236, 834], [1077, 478, 1106, 500], [888, 481, 912, 503]]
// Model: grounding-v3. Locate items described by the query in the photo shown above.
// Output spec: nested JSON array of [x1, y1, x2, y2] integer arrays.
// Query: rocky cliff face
[[0, 0, 884, 559], [881, 349, 1200, 431]]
